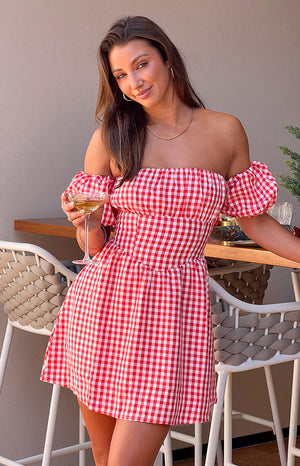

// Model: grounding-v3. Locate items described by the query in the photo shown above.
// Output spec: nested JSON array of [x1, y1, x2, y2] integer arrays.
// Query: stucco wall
[[0, 1, 299, 463]]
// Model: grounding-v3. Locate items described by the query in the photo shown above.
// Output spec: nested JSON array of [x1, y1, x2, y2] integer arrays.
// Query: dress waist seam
[[118, 211, 214, 225], [110, 241, 207, 273]]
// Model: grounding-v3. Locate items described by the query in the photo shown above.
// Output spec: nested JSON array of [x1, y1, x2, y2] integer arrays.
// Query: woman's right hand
[[61, 191, 110, 232], [61, 192, 86, 230]]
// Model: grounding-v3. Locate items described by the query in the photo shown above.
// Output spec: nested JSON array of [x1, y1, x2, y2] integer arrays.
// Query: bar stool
[[205, 276, 300, 466], [287, 270, 300, 466], [0, 240, 90, 465]]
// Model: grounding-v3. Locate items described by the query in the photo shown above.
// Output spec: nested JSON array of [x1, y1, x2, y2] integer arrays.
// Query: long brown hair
[[96, 16, 205, 183]]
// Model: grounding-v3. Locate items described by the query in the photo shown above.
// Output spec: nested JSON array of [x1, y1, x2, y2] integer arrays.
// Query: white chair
[[0, 240, 91, 466], [287, 270, 300, 466], [205, 276, 300, 466]]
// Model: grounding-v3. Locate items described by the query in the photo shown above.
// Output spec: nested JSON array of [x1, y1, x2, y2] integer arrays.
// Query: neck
[[146, 101, 192, 129]]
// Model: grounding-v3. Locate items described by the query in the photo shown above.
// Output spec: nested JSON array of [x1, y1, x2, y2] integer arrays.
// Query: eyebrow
[[111, 53, 149, 74]]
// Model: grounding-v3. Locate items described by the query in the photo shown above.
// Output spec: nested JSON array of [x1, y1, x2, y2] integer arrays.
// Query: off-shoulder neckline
[[138, 167, 226, 180]]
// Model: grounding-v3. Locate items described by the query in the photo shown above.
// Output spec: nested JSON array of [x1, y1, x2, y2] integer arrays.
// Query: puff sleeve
[[221, 161, 278, 218], [65, 171, 117, 227]]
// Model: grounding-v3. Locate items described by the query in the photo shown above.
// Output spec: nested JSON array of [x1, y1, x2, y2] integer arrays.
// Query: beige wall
[[0, 0, 299, 462]]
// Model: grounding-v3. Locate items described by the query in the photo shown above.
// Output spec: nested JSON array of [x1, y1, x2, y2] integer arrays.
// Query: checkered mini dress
[[41, 162, 277, 425]]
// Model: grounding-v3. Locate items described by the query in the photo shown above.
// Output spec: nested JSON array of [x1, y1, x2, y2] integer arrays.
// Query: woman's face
[[108, 39, 173, 109]]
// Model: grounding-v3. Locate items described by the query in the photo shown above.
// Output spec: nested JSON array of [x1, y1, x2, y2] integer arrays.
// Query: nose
[[128, 72, 143, 90]]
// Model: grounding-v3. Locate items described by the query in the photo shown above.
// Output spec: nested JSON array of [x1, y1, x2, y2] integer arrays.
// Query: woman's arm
[[222, 116, 300, 264], [84, 127, 111, 176], [62, 127, 112, 255], [237, 214, 300, 264]]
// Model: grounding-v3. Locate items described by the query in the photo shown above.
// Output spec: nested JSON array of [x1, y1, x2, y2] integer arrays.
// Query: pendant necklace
[[147, 108, 195, 141]]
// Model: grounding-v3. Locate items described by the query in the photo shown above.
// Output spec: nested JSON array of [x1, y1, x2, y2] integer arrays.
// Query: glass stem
[[83, 213, 91, 262]]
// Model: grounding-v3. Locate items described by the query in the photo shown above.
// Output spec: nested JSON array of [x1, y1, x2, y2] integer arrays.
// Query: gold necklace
[[147, 108, 195, 141]]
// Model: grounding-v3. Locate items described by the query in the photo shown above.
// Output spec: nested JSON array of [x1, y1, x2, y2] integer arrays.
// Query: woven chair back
[[207, 258, 273, 305], [210, 278, 300, 367], [0, 243, 76, 332]]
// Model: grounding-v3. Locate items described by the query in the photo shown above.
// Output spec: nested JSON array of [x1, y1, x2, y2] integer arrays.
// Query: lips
[[135, 87, 152, 99]]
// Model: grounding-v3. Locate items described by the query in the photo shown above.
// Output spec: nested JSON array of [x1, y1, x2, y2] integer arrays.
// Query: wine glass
[[67, 191, 106, 265]]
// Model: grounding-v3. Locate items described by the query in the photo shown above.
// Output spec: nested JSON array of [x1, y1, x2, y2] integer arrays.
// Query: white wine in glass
[[67, 192, 106, 265]]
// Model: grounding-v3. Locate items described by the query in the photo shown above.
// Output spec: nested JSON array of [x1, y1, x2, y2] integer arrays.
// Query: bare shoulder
[[195, 109, 251, 178], [196, 108, 245, 135], [84, 127, 111, 176]]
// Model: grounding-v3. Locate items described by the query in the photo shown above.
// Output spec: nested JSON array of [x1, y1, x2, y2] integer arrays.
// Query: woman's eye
[[116, 73, 126, 80], [137, 61, 148, 69]]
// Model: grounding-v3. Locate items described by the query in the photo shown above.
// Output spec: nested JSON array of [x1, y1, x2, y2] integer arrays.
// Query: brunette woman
[[41, 16, 300, 465]]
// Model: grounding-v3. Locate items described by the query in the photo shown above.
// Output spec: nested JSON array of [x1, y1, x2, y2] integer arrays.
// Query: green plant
[[278, 126, 300, 203]]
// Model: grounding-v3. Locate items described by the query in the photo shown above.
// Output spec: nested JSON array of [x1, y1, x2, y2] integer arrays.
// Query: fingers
[[61, 192, 68, 202], [69, 210, 86, 227], [102, 193, 110, 205], [61, 192, 73, 216], [61, 192, 85, 226]]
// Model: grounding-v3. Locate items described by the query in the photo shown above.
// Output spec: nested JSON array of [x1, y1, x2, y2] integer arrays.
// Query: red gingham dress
[[41, 162, 277, 425]]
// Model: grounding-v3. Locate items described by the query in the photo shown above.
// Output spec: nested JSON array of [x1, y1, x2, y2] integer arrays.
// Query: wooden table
[[14, 217, 76, 239], [204, 242, 300, 269], [14, 217, 300, 269]]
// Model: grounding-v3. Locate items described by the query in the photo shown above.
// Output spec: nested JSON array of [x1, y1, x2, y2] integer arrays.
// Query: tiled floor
[[175, 436, 300, 465]]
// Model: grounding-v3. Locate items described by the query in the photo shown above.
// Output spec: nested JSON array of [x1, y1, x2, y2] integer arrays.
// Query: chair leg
[[217, 439, 224, 466], [160, 431, 173, 466], [79, 410, 86, 466], [41, 384, 61, 466], [264, 366, 287, 466], [0, 324, 60, 466], [287, 359, 300, 466], [154, 452, 163, 466], [0, 322, 91, 465], [224, 373, 233, 465], [205, 371, 228, 466], [194, 423, 202, 465], [0, 322, 14, 393]]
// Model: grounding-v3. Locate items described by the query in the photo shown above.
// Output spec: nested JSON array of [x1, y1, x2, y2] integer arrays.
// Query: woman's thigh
[[78, 400, 116, 465], [108, 419, 170, 466]]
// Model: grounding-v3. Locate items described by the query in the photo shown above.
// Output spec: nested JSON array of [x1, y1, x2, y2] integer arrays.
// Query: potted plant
[[278, 126, 300, 203]]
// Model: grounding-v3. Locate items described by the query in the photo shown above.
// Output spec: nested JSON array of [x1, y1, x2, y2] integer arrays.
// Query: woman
[[41, 16, 300, 465]]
